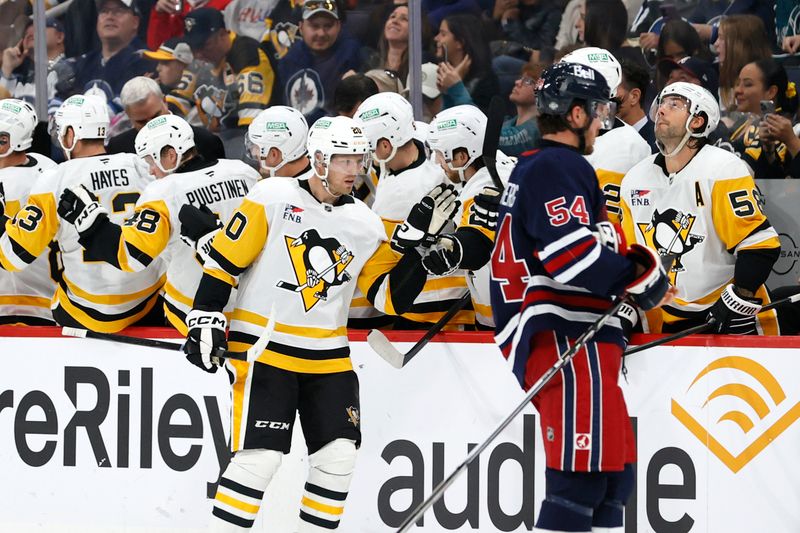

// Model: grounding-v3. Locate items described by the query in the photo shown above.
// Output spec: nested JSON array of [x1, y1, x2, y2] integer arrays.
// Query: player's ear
[[267, 146, 283, 166]]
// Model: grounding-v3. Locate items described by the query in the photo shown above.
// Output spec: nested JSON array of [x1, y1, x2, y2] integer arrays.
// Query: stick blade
[[367, 329, 405, 369], [276, 280, 299, 291]]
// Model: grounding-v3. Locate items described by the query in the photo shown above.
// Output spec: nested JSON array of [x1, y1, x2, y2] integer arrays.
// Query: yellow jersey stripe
[[0, 295, 52, 308], [230, 360, 250, 452], [255, 351, 353, 373], [301, 497, 344, 516], [54, 287, 160, 333], [165, 281, 194, 308], [231, 309, 347, 339], [62, 274, 166, 305]]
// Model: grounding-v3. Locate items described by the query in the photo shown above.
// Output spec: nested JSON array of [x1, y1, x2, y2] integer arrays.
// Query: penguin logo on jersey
[[637, 208, 705, 282], [346, 406, 360, 428], [277, 229, 354, 311]]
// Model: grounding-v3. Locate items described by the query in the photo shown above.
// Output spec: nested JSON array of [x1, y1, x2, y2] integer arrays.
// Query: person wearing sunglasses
[[620, 82, 781, 336]]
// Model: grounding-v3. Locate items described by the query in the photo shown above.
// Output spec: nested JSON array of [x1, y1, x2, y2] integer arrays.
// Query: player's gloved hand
[[625, 244, 671, 310], [468, 186, 501, 232], [422, 235, 463, 276], [57, 184, 108, 233], [593, 221, 626, 254], [391, 183, 460, 252], [179, 204, 222, 264], [616, 302, 639, 344], [184, 309, 227, 373], [707, 284, 762, 334]]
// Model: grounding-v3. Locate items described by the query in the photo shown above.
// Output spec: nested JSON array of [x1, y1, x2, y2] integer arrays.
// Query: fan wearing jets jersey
[[354, 92, 470, 329], [0, 94, 165, 332], [0, 99, 57, 324], [560, 47, 653, 224], [246, 106, 315, 180], [183, 115, 457, 532], [57, 114, 260, 333], [619, 82, 781, 335]]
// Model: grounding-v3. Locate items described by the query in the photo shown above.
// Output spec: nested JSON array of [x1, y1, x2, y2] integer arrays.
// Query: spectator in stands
[[223, 0, 300, 60], [334, 73, 378, 117], [434, 13, 499, 113], [1, 18, 76, 104], [555, 0, 582, 49], [181, 7, 274, 131], [147, 0, 232, 50], [650, 20, 709, 89], [498, 62, 542, 156], [278, 0, 362, 122], [584, 0, 646, 67], [72, 0, 153, 98], [107, 76, 225, 160], [717, 15, 773, 111], [142, 38, 195, 116], [362, 5, 414, 83], [405, 62, 442, 122], [423, 0, 481, 30], [659, 56, 719, 98], [618, 59, 656, 152], [724, 59, 800, 179]]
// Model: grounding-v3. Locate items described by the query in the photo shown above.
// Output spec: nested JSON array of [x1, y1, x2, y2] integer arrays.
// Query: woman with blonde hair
[[717, 14, 772, 110]]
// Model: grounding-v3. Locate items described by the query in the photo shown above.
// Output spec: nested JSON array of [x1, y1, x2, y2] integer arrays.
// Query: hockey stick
[[276, 255, 348, 292], [367, 292, 472, 368], [394, 297, 628, 532], [482, 95, 506, 191], [62, 305, 277, 364], [624, 291, 800, 356]]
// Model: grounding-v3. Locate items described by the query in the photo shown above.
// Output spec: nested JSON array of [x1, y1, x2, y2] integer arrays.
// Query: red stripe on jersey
[[520, 149, 541, 158], [542, 238, 596, 274], [523, 289, 611, 311]]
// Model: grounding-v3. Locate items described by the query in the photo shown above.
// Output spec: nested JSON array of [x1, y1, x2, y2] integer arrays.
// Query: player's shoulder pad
[[347, 197, 387, 241], [216, 158, 262, 181], [29, 152, 57, 171], [694, 144, 754, 182], [619, 153, 660, 189], [246, 176, 299, 205], [228, 34, 263, 72]]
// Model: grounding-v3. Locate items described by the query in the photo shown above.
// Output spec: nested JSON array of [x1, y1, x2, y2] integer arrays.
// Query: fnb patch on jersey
[[630, 189, 650, 206], [283, 204, 304, 222]]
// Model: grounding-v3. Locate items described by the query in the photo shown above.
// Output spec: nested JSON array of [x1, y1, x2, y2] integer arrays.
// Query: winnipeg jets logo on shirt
[[286, 69, 323, 117], [637, 208, 705, 284], [277, 229, 354, 312]]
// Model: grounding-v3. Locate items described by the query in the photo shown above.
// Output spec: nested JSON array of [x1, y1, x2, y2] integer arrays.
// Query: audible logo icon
[[672, 356, 800, 473]]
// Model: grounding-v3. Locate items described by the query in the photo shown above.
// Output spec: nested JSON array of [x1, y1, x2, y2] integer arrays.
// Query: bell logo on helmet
[[265, 121, 288, 131], [358, 108, 380, 121], [572, 65, 596, 80], [437, 118, 458, 131]]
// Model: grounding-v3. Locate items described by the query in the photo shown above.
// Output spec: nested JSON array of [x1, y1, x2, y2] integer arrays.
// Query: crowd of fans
[[0, 0, 797, 177]]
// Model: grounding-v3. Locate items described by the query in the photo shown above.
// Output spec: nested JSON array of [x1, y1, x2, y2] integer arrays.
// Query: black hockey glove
[[625, 244, 670, 310], [707, 284, 762, 334], [184, 309, 227, 373], [616, 302, 639, 344], [179, 204, 223, 264], [391, 183, 460, 252], [468, 186, 501, 232], [422, 235, 463, 276], [58, 184, 108, 234]]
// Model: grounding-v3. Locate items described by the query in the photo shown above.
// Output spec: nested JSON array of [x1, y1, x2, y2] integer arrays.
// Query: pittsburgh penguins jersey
[[619, 144, 780, 333], [455, 152, 516, 327], [0, 154, 57, 322], [171, 33, 275, 130], [587, 119, 652, 224], [490, 141, 639, 385], [367, 142, 474, 327], [201, 177, 410, 374], [0, 153, 165, 332], [77, 158, 260, 333]]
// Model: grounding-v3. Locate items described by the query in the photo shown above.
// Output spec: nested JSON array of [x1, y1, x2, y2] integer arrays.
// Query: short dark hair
[[619, 59, 650, 110], [334, 74, 379, 116], [537, 102, 584, 135]]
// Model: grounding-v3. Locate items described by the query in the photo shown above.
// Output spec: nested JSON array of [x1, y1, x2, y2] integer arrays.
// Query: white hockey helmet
[[650, 81, 720, 156], [354, 92, 415, 165], [54, 93, 110, 158], [135, 114, 195, 174], [560, 47, 622, 98], [246, 106, 309, 177], [0, 99, 37, 156], [306, 116, 371, 194], [427, 105, 487, 182]]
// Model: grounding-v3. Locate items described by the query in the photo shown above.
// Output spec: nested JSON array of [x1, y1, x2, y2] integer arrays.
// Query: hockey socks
[[211, 449, 282, 531], [298, 439, 357, 532]]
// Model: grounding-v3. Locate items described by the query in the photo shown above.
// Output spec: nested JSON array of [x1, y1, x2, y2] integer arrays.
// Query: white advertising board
[[0, 333, 798, 532]]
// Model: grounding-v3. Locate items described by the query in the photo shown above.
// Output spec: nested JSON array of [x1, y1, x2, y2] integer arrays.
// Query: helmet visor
[[590, 100, 616, 130], [244, 134, 265, 166], [329, 153, 370, 175]]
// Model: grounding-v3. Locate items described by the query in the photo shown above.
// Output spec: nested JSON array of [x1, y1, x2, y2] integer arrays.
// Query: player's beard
[[655, 120, 686, 152]]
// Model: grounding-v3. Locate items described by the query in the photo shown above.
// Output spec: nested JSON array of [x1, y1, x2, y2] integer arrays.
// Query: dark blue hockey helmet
[[536, 62, 614, 127]]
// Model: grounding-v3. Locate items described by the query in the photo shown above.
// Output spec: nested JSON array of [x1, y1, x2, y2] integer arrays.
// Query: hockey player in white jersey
[[561, 47, 652, 223], [620, 82, 781, 335], [183, 115, 458, 532], [424, 105, 516, 327], [246, 106, 314, 180], [57, 114, 260, 333], [0, 99, 57, 324], [0, 94, 165, 332], [354, 92, 474, 328]]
